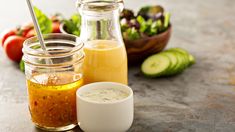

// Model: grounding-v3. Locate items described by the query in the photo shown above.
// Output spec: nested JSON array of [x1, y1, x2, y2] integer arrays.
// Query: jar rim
[[23, 33, 84, 58], [22, 33, 84, 67], [77, 0, 122, 12]]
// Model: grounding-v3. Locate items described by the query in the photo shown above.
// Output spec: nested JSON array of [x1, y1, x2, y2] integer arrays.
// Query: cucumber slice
[[169, 48, 188, 54], [141, 48, 196, 77], [188, 54, 196, 66], [160, 52, 178, 76], [170, 48, 196, 66], [165, 51, 187, 75], [141, 54, 171, 77], [168, 48, 191, 67]]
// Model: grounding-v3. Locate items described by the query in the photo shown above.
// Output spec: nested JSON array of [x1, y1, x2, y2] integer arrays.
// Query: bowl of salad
[[121, 5, 172, 64], [60, 5, 172, 64]]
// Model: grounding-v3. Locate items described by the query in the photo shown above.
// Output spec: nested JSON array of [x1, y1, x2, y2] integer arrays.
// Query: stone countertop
[[1, 0, 235, 132]]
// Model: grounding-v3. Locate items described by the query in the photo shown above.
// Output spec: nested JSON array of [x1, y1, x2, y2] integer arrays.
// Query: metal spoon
[[26, 0, 53, 66]]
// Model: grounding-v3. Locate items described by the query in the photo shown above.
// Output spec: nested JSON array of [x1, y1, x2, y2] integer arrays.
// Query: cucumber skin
[[188, 54, 196, 66], [141, 54, 171, 78]]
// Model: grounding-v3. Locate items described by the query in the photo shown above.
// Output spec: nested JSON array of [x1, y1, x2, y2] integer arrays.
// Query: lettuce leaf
[[63, 14, 81, 36], [164, 12, 171, 29], [19, 60, 25, 72], [123, 27, 140, 40], [33, 7, 52, 34], [137, 16, 148, 33]]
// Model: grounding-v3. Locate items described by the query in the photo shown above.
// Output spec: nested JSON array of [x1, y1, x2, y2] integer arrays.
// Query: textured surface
[[1, 0, 235, 132]]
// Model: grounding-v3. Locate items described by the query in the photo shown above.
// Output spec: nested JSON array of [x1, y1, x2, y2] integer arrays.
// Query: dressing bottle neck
[[78, 1, 123, 43]]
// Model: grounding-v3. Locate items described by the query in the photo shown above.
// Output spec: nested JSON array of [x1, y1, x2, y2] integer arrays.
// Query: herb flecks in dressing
[[81, 88, 129, 103]]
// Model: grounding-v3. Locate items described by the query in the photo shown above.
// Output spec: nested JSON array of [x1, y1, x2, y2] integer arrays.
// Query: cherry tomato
[[0, 29, 17, 47], [21, 22, 34, 37], [51, 14, 63, 22], [51, 16, 59, 22], [25, 29, 35, 38], [3, 36, 26, 62], [52, 22, 61, 33]]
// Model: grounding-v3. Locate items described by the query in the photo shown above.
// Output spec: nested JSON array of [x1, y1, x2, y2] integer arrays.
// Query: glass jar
[[77, 0, 128, 85], [22, 34, 84, 131]]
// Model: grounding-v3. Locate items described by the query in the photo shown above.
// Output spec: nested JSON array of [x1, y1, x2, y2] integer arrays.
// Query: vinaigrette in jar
[[27, 72, 83, 129]]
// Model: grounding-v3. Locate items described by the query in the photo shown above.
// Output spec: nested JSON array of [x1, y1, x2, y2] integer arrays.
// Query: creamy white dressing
[[80, 88, 129, 103]]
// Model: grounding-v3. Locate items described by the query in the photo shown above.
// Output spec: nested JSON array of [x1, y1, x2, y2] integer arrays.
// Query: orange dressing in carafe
[[83, 40, 128, 84], [27, 72, 83, 127], [78, 0, 128, 85]]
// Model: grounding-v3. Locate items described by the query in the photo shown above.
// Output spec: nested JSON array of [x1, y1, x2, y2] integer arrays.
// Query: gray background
[[1, 0, 235, 132]]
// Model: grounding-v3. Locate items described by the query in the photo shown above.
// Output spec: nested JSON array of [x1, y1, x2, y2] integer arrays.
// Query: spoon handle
[[26, 0, 47, 52]]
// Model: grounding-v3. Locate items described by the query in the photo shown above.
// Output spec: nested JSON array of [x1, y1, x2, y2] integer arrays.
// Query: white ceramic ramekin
[[76, 82, 134, 132]]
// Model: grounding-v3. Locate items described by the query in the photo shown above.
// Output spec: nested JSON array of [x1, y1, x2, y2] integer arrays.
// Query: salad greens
[[63, 14, 81, 36], [123, 27, 140, 40], [33, 7, 52, 34], [164, 12, 171, 28], [121, 5, 171, 40], [19, 60, 25, 72], [137, 16, 148, 33]]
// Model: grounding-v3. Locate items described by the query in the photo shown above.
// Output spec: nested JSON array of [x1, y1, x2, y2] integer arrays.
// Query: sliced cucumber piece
[[141, 48, 196, 77], [169, 48, 188, 54], [165, 51, 187, 75], [171, 48, 196, 66], [168, 48, 191, 67], [188, 54, 196, 66], [160, 52, 178, 76], [141, 54, 171, 77]]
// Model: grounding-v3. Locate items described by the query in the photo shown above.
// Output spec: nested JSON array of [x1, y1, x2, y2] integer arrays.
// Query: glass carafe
[[77, 0, 128, 85]]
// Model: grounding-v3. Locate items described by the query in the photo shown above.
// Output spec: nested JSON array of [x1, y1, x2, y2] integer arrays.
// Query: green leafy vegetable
[[155, 19, 165, 33], [137, 16, 159, 36], [137, 16, 148, 33], [123, 27, 140, 40], [71, 14, 81, 26], [149, 21, 158, 36], [33, 7, 52, 34], [145, 19, 153, 36], [121, 5, 171, 39], [63, 14, 81, 36], [19, 60, 25, 72], [164, 12, 171, 29], [121, 23, 129, 32], [156, 20, 163, 30], [146, 19, 153, 25]]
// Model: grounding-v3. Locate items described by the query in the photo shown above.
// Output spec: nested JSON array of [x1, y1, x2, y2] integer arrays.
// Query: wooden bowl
[[124, 25, 172, 64]]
